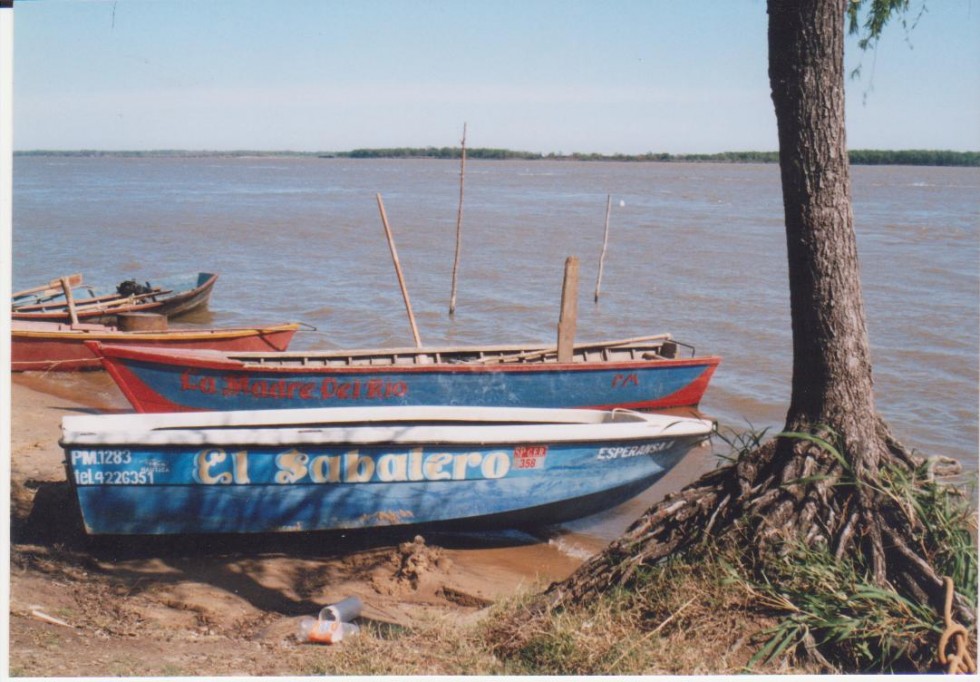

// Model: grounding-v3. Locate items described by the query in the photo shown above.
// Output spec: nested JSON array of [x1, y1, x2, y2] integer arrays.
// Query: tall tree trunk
[[769, 0, 882, 470], [764, 0, 893, 580]]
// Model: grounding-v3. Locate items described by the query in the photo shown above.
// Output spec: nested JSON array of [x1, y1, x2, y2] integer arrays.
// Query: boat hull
[[60, 406, 713, 535], [92, 343, 720, 413], [11, 322, 299, 372], [12, 272, 218, 323]]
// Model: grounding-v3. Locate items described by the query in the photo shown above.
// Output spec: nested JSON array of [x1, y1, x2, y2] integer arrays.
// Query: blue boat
[[59, 405, 714, 535], [89, 334, 721, 413]]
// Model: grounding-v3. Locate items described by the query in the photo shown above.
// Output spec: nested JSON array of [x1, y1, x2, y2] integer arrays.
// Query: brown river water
[[12, 156, 979, 549]]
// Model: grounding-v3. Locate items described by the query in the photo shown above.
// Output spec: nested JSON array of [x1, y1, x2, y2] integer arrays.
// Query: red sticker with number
[[514, 445, 548, 470]]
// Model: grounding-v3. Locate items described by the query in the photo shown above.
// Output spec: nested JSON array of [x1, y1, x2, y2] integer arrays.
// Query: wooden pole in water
[[594, 194, 612, 303], [449, 122, 467, 316], [557, 256, 580, 363], [376, 193, 422, 348], [60, 276, 79, 327]]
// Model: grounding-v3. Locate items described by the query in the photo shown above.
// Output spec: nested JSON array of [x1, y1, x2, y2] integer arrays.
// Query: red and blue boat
[[59, 405, 715, 535], [88, 334, 720, 413]]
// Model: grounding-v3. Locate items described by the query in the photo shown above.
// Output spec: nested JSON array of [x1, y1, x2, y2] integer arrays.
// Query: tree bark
[[767, 0, 894, 582], [770, 0, 879, 449]]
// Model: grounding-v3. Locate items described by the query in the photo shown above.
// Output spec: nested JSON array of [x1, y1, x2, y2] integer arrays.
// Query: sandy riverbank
[[7, 372, 715, 676], [3, 373, 596, 676]]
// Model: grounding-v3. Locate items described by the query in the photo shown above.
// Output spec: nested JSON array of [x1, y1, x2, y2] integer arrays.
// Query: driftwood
[[30, 609, 72, 629]]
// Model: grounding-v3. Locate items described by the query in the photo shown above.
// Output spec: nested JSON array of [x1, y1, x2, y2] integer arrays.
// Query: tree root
[[537, 424, 975, 670]]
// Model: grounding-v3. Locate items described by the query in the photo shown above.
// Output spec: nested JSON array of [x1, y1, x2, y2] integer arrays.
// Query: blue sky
[[11, 0, 980, 154]]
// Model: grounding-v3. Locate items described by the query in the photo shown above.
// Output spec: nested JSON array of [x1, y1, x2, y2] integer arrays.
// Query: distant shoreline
[[13, 148, 979, 167]]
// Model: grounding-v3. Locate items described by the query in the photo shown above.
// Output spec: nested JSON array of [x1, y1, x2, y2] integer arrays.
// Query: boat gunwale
[[61, 406, 715, 447], [13, 322, 300, 342], [89, 341, 722, 374]]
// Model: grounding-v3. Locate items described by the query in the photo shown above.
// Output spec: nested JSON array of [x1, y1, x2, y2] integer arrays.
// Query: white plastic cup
[[319, 596, 363, 623], [298, 616, 360, 644]]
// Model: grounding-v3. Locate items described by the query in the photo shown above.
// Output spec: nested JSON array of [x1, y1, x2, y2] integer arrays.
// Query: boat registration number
[[513, 445, 548, 470]]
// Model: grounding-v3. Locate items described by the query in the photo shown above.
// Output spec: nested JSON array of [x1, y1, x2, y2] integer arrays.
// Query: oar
[[15, 288, 171, 313]]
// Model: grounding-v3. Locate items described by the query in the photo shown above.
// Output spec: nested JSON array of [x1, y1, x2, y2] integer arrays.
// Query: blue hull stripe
[[126, 360, 711, 411]]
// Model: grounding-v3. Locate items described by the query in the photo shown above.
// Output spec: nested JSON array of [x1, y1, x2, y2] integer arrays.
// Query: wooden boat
[[12, 272, 218, 323], [89, 334, 721, 413], [12, 320, 301, 372], [59, 405, 715, 535]]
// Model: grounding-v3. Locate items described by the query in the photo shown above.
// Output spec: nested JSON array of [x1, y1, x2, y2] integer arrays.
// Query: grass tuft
[[714, 422, 771, 463], [482, 551, 818, 675], [739, 542, 942, 671]]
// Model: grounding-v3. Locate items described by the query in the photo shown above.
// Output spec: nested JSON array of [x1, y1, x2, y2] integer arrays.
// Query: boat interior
[[232, 336, 693, 369]]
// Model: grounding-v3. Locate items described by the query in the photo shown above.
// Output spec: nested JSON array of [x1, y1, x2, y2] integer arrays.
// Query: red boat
[[12, 320, 300, 372]]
